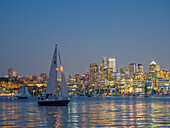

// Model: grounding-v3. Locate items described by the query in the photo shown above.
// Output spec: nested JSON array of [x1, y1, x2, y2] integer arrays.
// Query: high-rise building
[[13, 71, 18, 77], [149, 60, 157, 72], [108, 57, 116, 73], [8, 68, 13, 78], [137, 64, 144, 73], [107, 68, 113, 80], [102, 57, 108, 68], [90, 64, 99, 84], [128, 63, 137, 77], [149, 60, 160, 78]]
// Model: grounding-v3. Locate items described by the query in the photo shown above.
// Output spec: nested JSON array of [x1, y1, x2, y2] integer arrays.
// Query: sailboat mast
[[55, 44, 58, 95]]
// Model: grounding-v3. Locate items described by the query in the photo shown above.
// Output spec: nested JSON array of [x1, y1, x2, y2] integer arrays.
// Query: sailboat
[[115, 88, 118, 96], [38, 44, 70, 106], [14, 83, 29, 99]]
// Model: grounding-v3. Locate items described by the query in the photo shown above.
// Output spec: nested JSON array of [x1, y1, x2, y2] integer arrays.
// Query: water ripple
[[0, 96, 170, 127]]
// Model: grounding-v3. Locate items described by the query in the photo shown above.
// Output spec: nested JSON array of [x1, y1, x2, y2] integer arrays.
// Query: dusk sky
[[0, 0, 170, 77]]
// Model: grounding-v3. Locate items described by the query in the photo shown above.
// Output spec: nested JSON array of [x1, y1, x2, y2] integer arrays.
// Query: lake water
[[0, 96, 170, 127]]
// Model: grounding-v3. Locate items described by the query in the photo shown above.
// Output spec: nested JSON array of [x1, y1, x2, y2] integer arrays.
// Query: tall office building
[[128, 63, 137, 77], [149, 60, 160, 78], [8, 68, 13, 78], [13, 71, 18, 77], [149, 61, 157, 72], [137, 64, 144, 73], [90, 64, 99, 84], [102, 57, 108, 68], [108, 57, 116, 72]]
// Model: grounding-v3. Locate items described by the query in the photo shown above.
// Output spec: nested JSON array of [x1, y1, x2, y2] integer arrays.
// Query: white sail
[[58, 50, 69, 97], [46, 45, 57, 94]]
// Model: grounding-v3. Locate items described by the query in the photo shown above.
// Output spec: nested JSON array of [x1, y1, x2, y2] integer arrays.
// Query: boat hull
[[38, 99, 70, 106], [17, 96, 28, 99]]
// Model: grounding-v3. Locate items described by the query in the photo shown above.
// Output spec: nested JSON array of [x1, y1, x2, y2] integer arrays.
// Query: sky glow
[[0, 0, 170, 76]]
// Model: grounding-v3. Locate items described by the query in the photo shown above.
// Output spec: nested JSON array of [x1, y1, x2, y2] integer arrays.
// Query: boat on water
[[139, 93, 149, 97], [12, 83, 30, 99], [0, 93, 11, 98], [38, 44, 70, 106]]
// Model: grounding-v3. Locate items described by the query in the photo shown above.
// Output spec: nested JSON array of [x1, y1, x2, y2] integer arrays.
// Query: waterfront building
[[108, 57, 116, 73], [90, 64, 99, 84], [128, 63, 137, 77]]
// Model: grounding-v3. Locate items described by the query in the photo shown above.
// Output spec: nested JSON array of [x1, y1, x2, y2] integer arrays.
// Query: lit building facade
[[107, 68, 113, 81], [120, 68, 128, 74], [8, 68, 13, 78], [128, 63, 137, 77], [149, 60, 160, 78], [13, 71, 18, 78], [102, 57, 108, 68], [90, 64, 99, 84], [108, 57, 116, 73], [137, 64, 144, 73]]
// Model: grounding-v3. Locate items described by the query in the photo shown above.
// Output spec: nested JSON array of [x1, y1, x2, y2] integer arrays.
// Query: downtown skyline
[[0, 0, 170, 77]]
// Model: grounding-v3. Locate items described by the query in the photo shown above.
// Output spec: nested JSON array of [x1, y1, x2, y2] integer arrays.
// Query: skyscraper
[[90, 64, 99, 84], [149, 60, 160, 78], [102, 57, 108, 68], [137, 64, 144, 73], [8, 68, 13, 78], [128, 63, 137, 77], [108, 57, 116, 73], [13, 71, 18, 77]]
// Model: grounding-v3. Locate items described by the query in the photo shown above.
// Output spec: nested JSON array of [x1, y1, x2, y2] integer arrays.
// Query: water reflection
[[67, 96, 170, 127], [0, 96, 170, 127]]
